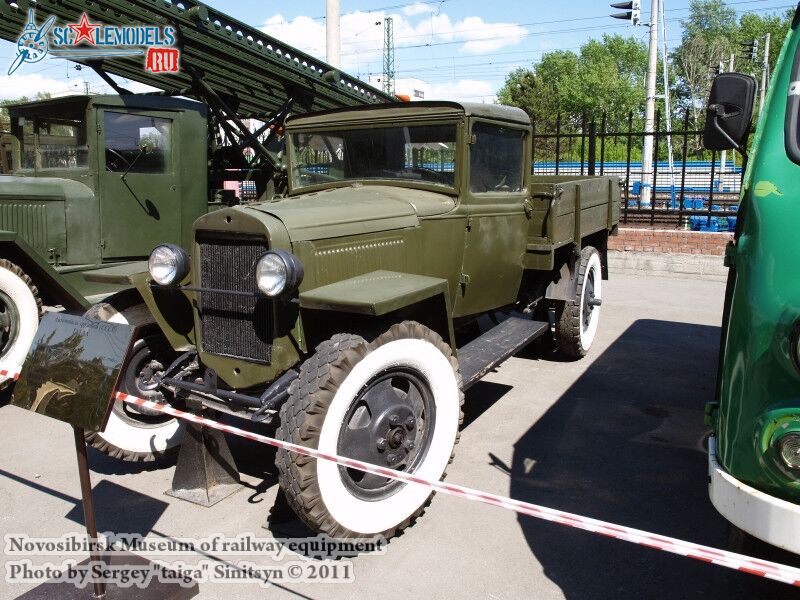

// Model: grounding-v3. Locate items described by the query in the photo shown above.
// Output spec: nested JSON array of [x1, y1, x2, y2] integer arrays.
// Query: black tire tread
[[276, 321, 464, 539]]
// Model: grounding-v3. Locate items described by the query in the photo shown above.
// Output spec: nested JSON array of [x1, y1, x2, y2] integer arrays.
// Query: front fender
[[0, 231, 88, 311], [299, 270, 455, 352], [131, 270, 197, 351], [300, 270, 449, 316]]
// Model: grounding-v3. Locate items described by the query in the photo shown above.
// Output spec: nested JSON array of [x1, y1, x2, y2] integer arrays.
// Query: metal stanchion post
[[72, 426, 106, 600]]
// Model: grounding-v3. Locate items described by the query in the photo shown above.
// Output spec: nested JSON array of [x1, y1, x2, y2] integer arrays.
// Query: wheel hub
[[337, 368, 435, 500], [0, 289, 20, 358]]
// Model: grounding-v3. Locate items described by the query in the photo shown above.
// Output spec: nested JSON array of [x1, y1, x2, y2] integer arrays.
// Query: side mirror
[[703, 72, 756, 152]]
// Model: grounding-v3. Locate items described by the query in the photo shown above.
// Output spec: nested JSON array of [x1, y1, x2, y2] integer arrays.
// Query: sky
[[0, 0, 794, 102]]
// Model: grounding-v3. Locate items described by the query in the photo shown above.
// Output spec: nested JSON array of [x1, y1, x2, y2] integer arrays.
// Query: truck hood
[[248, 185, 455, 241], [0, 175, 94, 201]]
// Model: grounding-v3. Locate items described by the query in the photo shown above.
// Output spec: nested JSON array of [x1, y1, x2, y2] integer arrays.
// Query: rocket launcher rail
[[0, 0, 395, 116]]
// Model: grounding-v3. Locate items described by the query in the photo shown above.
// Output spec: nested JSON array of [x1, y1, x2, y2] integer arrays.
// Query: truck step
[[458, 317, 549, 390]]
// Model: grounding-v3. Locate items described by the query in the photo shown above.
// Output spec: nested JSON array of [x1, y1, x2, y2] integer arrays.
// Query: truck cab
[[4, 94, 208, 266], [0, 94, 208, 386]]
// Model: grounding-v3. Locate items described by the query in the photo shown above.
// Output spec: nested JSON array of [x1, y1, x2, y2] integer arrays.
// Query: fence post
[[580, 115, 587, 176], [651, 110, 661, 226], [678, 109, 690, 229], [588, 120, 597, 176], [599, 112, 607, 176], [555, 115, 561, 176], [531, 117, 536, 175], [707, 151, 717, 228], [623, 112, 633, 225]]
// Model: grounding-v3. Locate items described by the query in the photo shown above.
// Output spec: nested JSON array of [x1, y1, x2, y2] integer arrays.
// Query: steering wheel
[[411, 167, 448, 184], [105, 147, 132, 172]]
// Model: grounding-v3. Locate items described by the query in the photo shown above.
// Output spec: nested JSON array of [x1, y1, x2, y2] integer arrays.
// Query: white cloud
[[259, 10, 528, 71], [403, 3, 434, 16], [394, 77, 496, 102], [0, 69, 159, 101], [0, 72, 90, 100]]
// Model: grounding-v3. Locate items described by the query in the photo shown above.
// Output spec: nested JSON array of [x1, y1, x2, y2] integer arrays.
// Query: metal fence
[[531, 111, 744, 231]]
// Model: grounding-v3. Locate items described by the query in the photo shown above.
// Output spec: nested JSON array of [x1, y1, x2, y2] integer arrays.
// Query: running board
[[458, 318, 549, 390]]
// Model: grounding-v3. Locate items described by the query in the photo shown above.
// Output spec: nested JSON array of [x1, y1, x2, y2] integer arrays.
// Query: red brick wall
[[608, 228, 732, 256]]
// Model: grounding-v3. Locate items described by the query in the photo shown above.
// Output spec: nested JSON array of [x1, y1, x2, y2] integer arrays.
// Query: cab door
[[454, 120, 529, 316], [96, 108, 181, 259]]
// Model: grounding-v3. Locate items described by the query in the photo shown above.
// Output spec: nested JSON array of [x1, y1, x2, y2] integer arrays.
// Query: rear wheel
[[555, 246, 602, 358], [84, 294, 184, 462], [0, 260, 42, 388], [276, 322, 463, 538]]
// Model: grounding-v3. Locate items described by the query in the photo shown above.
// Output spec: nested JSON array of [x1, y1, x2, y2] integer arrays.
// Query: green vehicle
[[0, 0, 393, 390], [704, 10, 800, 554], [0, 94, 211, 387], [81, 100, 620, 538]]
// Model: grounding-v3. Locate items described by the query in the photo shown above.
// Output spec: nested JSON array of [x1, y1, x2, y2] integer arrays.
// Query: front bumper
[[708, 436, 800, 554]]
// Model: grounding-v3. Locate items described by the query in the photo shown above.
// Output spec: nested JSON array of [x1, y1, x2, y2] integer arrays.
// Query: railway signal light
[[610, 1, 641, 26], [740, 39, 759, 61]]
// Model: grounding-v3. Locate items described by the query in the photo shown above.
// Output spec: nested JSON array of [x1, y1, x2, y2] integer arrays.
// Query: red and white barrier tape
[[113, 391, 800, 587], [0, 365, 21, 381], [5, 361, 800, 586]]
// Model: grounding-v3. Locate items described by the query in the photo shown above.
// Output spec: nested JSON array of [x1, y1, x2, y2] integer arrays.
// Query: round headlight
[[256, 250, 303, 297], [148, 244, 190, 286], [778, 433, 800, 471]]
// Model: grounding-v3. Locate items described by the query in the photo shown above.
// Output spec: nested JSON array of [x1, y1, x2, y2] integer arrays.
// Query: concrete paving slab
[[1, 273, 799, 599]]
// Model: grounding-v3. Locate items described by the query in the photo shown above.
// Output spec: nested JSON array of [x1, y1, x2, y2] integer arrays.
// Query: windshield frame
[[286, 119, 463, 196]]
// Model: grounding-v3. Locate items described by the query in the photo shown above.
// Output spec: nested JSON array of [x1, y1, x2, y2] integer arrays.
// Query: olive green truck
[[78, 100, 620, 539], [2, 0, 621, 542]]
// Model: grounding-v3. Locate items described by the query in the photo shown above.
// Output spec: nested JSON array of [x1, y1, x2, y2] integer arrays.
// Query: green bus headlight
[[777, 433, 800, 471]]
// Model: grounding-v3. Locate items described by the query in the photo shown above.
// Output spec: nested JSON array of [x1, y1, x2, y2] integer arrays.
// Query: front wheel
[[276, 322, 463, 538], [84, 294, 184, 462], [0, 260, 42, 388], [554, 246, 603, 359]]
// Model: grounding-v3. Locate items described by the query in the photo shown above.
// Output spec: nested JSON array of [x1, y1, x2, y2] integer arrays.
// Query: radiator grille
[[197, 235, 272, 363]]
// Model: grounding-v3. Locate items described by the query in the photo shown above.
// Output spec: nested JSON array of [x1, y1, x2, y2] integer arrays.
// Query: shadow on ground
[[509, 318, 800, 599]]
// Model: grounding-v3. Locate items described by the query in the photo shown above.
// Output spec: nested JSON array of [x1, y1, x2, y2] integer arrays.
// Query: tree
[[672, 0, 792, 133], [497, 34, 648, 131], [736, 10, 793, 78]]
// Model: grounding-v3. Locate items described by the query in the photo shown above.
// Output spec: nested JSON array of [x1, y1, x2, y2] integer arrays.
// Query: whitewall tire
[[277, 322, 464, 538], [0, 260, 42, 388]]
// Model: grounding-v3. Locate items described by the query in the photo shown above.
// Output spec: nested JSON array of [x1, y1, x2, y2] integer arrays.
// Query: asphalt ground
[[1, 272, 800, 599]]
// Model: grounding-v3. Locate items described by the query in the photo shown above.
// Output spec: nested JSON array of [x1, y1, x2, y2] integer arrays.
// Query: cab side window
[[104, 112, 171, 173], [469, 123, 525, 193]]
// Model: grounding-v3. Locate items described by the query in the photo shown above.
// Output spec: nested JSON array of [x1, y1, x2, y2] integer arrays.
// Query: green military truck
[[0, 94, 211, 386], [82, 100, 620, 538], [0, 0, 394, 388]]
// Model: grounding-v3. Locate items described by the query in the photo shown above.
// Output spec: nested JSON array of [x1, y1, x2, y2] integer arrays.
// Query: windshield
[[291, 124, 457, 191]]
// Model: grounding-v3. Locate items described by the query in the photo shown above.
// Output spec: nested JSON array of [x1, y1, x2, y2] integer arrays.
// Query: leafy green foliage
[[497, 34, 647, 132], [498, 0, 792, 143], [672, 0, 791, 133]]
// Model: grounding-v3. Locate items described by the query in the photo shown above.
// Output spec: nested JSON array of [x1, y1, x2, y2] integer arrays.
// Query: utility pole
[[326, 0, 341, 68], [640, 0, 659, 207], [383, 16, 395, 96], [720, 54, 734, 175], [660, 0, 675, 201], [760, 32, 771, 115]]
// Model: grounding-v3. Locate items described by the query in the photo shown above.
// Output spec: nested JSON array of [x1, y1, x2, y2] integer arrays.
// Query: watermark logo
[[8, 10, 56, 75], [8, 9, 179, 76]]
